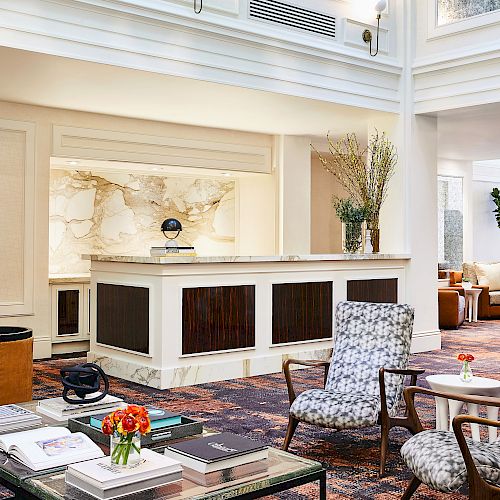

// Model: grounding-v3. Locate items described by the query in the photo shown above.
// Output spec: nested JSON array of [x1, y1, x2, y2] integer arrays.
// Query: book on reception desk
[[65, 448, 182, 499], [36, 394, 124, 422], [0, 404, 42, 434], [150, 246, 196, 257], [164, 432, 268, 474], [90, 407, 182, 431], [0, 426, 104, 471]]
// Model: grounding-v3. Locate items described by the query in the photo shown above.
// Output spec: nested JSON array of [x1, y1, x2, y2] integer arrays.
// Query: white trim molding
[[0, 118, 35, 317], [0, 0, 402, 112]]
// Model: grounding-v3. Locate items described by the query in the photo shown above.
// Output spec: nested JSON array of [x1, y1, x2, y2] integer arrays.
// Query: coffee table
[[0, 402, 327, 499], [426, 374, 500, 443]]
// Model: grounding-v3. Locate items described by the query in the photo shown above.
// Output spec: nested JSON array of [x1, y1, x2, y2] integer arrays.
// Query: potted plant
[[333, 198, 368, 254], [492, 187, 500, 229], [313, 131, 397, 253]]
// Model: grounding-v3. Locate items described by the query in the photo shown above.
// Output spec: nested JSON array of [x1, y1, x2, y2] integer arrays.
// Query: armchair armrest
[[403, 386, 500, 434], [452, 414, 500, 495], [283, 358, 330, 405], [379, 368, 425, 423]]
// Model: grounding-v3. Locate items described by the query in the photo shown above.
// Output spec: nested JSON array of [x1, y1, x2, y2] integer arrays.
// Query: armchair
[[283, 301, 424, 477], [400, 386, 500, 499], [438, 288, 465, 329]]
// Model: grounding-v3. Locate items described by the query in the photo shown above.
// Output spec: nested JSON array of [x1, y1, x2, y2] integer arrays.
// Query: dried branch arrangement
[[313, 130, 397, 229]]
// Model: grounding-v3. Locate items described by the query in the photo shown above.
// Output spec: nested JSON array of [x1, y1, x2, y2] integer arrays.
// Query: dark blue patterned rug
[[1, 320, 499, 499]]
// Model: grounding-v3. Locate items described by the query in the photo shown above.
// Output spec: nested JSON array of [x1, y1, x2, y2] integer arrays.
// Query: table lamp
[[161, 218, 182, 248]]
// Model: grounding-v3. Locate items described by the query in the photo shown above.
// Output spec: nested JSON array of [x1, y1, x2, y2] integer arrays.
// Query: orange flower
[[138, 416, 151, 435], [457, 354, 466, 361], [466, 354, 474, 362], [112, 409, 126, 423], [101, 416, 114, 435], [125, 404, 143, 417]]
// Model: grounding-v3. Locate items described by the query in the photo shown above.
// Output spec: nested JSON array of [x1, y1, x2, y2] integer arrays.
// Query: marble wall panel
[[438, 0, 500, 25], [49, 169, 235, 274]]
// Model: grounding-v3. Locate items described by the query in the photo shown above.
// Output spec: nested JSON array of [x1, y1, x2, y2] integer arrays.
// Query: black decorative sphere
[[161, 218, 182, 232], [60, 363, 109, 404]]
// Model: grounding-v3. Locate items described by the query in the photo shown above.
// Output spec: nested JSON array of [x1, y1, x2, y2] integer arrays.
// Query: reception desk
[[86, 254, 410, 389]]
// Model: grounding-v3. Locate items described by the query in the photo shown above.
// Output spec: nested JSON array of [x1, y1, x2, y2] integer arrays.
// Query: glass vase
[[459, 361, 473, 383], [341, 221, 366, 254], [110, 433, 141, 467]]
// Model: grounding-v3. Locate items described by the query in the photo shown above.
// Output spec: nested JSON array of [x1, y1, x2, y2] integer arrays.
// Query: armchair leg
[[379, 420, 389, 477], [283, 416, 299, 451], [401, 475, 421, 500]]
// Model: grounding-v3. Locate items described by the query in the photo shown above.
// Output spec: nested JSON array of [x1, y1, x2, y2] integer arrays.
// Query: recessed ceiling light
[[67, 160, 80, 166], [222, 172, 232, 177]]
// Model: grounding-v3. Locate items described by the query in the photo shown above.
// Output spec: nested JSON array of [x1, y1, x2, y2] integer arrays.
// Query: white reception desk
[[86, 254, 410, 389]]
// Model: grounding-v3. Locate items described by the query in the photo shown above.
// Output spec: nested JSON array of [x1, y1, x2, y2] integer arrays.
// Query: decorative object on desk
[[333, 198, 368, 254], [364, 229, 373, 254], [492, 187, 500, 229], [161, 218, 182, 248], [458, 353, 474, 383], [313, 130, 397, 254], [101, 405, 151, 467], [60, 363, 109, 404]]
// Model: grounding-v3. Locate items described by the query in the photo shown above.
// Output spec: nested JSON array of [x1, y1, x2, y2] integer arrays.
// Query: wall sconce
[[194, 0, 202, 14], [362, 0, 387, 57]]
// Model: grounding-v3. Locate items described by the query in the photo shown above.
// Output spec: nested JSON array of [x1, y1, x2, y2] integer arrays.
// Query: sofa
[[452, 262, 500, 320], [438, 288, 465, 329]]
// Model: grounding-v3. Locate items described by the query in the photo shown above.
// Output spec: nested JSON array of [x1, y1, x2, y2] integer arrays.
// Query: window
[[438, 176, 463, 271]]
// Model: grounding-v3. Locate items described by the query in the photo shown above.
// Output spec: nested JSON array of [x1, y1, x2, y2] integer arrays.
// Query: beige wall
[[0, 100, 275, 359], [310, 157, 347, 254]]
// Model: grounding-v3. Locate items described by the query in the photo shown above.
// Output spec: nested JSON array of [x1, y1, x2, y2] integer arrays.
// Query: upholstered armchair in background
[[282, 301, 424, 477], [438, 288, 465, 329], [401, 386, 500, 499]]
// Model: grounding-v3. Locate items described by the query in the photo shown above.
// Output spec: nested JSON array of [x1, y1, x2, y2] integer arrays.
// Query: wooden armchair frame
[[282, 358, 424, 476], [402, 386, 500, 500]]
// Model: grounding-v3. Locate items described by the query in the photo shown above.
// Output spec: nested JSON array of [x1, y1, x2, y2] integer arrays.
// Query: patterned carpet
[[2, 320, 500, 499]]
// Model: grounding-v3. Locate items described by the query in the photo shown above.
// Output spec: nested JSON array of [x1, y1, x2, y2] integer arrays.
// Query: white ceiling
[[438, 102, 500, 161], [0, 46, 386, 138]]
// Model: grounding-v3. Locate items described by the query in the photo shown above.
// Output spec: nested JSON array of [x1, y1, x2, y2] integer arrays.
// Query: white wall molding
[[473, 161, 500, 183], [0, 118, 35, 317], [52, 125, 272, 173], [343, 18, 389, 54], [0, 0, 401, 112]]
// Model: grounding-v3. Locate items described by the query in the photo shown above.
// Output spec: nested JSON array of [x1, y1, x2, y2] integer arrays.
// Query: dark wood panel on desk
[[347, 278, 398, 303], [272, 281, 333, 344], [97, 283, 149, 354], [182, 285, 255, 355]]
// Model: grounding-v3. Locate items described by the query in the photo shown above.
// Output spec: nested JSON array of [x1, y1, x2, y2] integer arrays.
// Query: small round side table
[[463, 288, 482, 322], [426, 374, 500, 443]]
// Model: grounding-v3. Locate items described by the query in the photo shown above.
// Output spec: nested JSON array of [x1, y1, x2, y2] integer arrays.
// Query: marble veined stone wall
[[49, 169, 235, 275]]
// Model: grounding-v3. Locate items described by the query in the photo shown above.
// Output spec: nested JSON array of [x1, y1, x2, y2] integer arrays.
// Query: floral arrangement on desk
[[457, 353, 474, 383], [101, 404, 151, 466]]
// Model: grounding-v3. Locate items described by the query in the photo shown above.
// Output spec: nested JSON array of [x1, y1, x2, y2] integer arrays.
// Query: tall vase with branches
[[313, 130, 397, 253]]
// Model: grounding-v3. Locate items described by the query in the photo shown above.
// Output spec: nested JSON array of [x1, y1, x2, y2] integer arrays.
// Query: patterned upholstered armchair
[[283, 301, 424, 476], [401, 386, 500, 499]]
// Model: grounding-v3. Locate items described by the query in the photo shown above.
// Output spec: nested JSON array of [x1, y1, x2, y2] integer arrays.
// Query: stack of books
[[150, 246, 196, 257], [164, 432, 269, 486], [66, 448, 182, 499], [0, 405, 42, 434], [0, 426, 104, 471], [36, 394, 124, 422]]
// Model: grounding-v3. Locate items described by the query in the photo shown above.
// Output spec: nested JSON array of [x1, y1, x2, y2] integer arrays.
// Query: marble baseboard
[[87, 348, 332, 389]]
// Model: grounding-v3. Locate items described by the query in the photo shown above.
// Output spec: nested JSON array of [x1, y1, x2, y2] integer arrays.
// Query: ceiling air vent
[[249, 0, 336, 38]]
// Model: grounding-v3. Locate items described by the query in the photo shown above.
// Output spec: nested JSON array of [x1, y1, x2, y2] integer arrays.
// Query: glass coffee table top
[[23, 448, 323, 500]]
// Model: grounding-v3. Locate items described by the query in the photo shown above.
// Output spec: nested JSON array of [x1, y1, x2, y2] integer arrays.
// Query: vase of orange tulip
[[458, 353, 474, 383], [101, 405, 151, 467]]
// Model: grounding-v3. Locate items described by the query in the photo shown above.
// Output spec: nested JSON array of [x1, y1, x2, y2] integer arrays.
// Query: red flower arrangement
[[102, 405, 151, 466], [457, 353, 474, 382]]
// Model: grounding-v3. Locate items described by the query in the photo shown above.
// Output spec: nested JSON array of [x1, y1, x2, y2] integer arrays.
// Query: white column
[[277, 135, 312, 255]]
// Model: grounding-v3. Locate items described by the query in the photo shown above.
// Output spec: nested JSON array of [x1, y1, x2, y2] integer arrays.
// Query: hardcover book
[[0, 405, 42, 434], [0, 426, 104, 471], [90, 407, 182, 431], [66, 448, 182, 499], [164, 432, 268, 474]]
